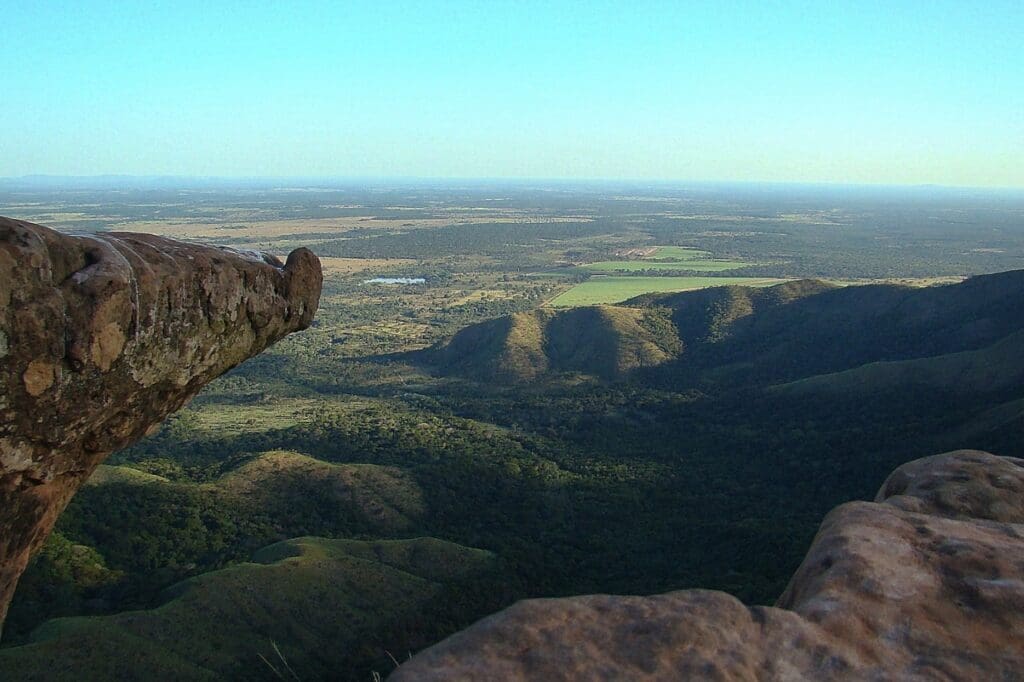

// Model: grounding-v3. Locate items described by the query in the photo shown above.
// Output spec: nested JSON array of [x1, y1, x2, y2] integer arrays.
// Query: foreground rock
[[0, 217, 321, 631], [393, 450, 1024, 680]]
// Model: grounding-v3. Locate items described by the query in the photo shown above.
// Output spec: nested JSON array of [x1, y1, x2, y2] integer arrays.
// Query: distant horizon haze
[[2, 2, 1021, 187], [2, 174, 1023, 196]]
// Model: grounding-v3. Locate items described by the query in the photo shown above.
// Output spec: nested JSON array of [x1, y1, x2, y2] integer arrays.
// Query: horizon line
[[1, 174, 1023, 193]]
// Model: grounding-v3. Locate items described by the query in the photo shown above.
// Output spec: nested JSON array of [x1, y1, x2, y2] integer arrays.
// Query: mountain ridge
[[419, 270, 1024, 390]]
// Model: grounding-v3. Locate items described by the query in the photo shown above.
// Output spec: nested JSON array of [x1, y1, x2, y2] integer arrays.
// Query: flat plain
[[577, 245, 752, 273], [548, 276, 788, 306]]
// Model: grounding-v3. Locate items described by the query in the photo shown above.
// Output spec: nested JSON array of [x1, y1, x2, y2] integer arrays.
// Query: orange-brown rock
[[0, 217, 321, 632], [392, 450, 1024, 680]]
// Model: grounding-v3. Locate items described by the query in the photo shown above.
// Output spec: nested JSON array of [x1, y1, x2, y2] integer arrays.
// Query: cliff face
[[0, 217, 322, 631], [393, 450, 1024, 680]]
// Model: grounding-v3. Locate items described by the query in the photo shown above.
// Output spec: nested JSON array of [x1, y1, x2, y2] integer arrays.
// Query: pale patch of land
[[114, 217, 451, 240], [645, 246, 711, 259], [118, 214, 592, 243], [578, 245, 753, 273], [613, 246, 658, 258], [450, 289, 517, 305], [330, 321, 434, 351], [318, 256, 417, 276], [666, 211, 845, 225], [581, 259, 750, 272], [824, 276, 966, 288], [548, 276, 788, 307], [183, 397, 325, 436]]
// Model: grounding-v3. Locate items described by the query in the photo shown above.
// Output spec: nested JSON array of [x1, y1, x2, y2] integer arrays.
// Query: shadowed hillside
[[775, 328, 1024, 396], [0, 537, 511, 681], [423, 305, 682, 382], [638, 269, 1024, 387], [626, 278, 836, 345], [421, 271, 1024, 389], [2, 452, 427, 639], [218, 450, 425, 530]]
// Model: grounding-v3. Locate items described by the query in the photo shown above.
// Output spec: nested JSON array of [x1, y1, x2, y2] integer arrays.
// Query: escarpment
[[0, 217, 322, 631], [393, 450, 1024, 680]]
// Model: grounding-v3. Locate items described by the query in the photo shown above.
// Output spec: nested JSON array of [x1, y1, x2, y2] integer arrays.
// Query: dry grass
[[113, 214, 592, 242], [112, 217, 449, 240], [318, 257, 417, 276], [824, 276, 966, 288], [450, 289, 515, 305]]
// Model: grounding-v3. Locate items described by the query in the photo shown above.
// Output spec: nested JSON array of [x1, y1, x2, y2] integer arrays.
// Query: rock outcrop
[[0, 217, 321, 631], [393, 450, 1024, 680]]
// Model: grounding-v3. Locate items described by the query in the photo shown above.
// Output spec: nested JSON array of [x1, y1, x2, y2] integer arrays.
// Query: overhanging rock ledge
[[0, 216, 322, 631]]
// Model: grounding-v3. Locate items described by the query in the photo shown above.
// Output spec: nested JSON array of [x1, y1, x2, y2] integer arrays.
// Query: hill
[[420, 271, 1024, 389], [3, 452, 427, 639], [217, 450, 425, 531], [638, 269, 1024, 387], [422, 305, 682, 382], [0, 537, 509, 681], [774, 329, 1024, 396]]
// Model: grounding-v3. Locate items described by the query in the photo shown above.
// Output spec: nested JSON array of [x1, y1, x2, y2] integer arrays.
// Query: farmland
[[580, 258, 752, 272], [578, 245, 752, 273], [548, 276, 788, 307]]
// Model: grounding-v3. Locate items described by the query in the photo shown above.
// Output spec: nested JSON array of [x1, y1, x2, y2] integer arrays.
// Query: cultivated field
[[578, 245, 751, 273], [548, 276, 788, 307]]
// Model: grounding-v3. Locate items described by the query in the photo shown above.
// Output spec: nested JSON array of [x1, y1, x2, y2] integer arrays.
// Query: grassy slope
[[83, 450, 425, 533], [687, 271, 1024, 386], [775, 329, 1024, 396], [431, 271, 1024, 390], [629, 279, 837, 344], [217, 450, 425, 530], [85, 466, 170, 486], [428, 304, 683, 382], [428, 279, 829, 384], [545, 306, 681, 378], [1, 450, 432, 639], [0, 537, 501, 681], [617, 271, 1024, 389]]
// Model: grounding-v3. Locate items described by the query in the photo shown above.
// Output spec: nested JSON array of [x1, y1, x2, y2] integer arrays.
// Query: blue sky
[[1, 1, 1021, 186]]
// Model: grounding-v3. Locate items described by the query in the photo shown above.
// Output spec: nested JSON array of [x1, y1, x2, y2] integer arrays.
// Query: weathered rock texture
[[393, 450, 1024, 680], [0, 217, 321, 631]]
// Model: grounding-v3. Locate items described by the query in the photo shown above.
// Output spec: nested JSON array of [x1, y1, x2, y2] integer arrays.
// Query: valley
[[1, 181, 1023, 679]]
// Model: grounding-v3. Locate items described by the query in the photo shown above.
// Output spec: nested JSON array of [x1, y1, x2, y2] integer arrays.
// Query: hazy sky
[[2, 1, 1022, 186]]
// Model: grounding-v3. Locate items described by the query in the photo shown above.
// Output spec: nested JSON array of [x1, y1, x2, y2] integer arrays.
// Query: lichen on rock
[[0, 216, 322, 632]]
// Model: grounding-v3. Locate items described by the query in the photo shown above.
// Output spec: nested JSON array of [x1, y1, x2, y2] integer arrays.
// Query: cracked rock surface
[[0, 217, 321, 630], [392, 450, 1024, 681]]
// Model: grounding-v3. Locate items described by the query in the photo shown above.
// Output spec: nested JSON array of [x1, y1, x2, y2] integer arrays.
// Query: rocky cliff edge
[[0, 217, 321, 631], [393, 450, 1024, 680]]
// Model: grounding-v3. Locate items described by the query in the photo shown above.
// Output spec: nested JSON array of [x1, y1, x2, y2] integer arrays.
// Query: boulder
[[392, 450, 1024, 680], [0, 217, 321, 631]]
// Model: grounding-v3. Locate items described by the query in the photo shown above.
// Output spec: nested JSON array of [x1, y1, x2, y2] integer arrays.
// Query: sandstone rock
[[392, 450, 1024, 680], [0, 217, 321, 631]]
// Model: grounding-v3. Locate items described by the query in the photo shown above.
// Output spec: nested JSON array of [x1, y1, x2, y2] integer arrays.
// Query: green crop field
[[547, 276, 788, 307]]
